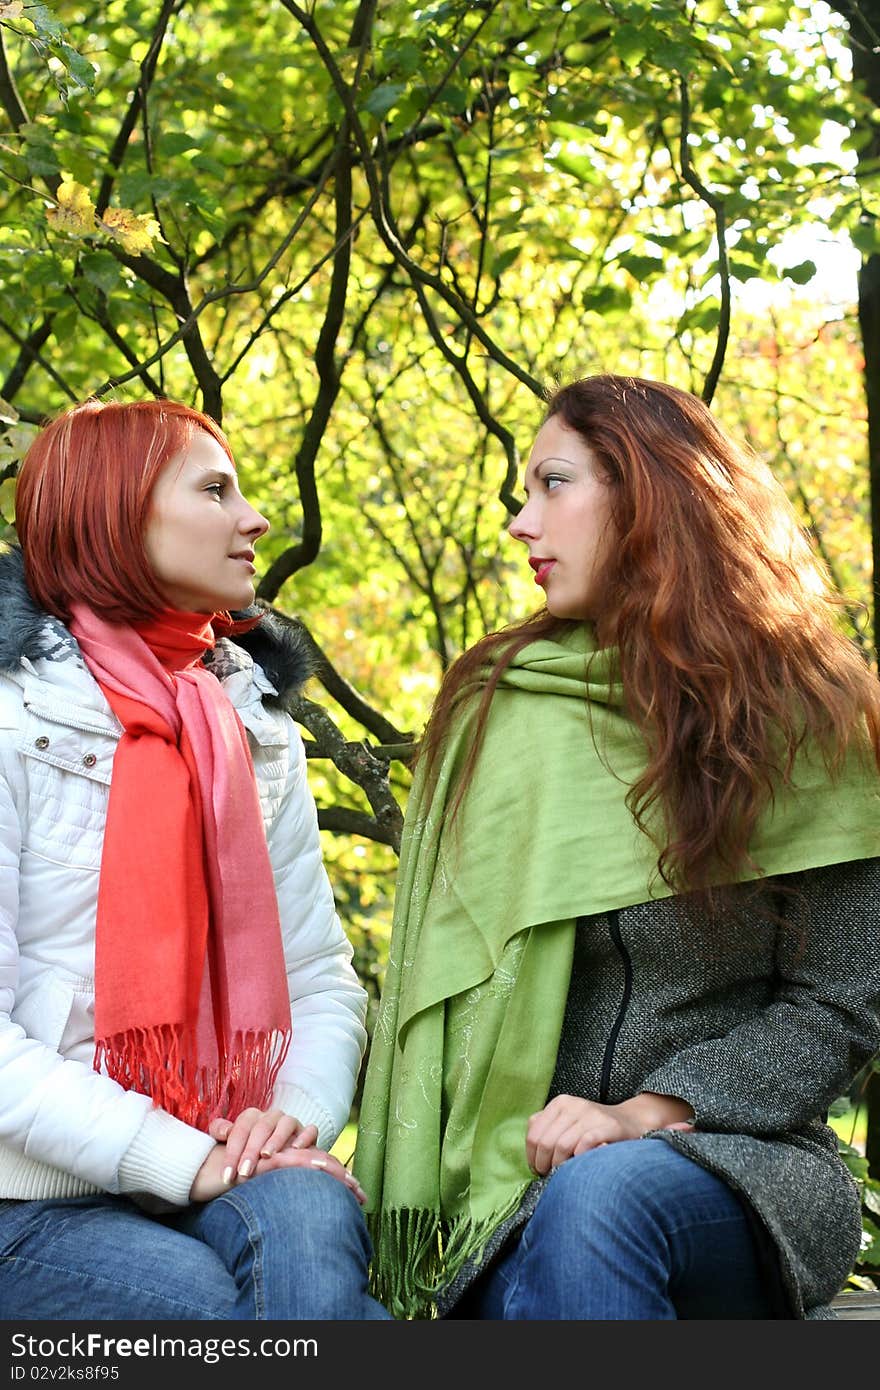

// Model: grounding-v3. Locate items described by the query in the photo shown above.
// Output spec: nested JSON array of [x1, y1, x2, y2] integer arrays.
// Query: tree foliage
[[2, 0, 879, 1267]]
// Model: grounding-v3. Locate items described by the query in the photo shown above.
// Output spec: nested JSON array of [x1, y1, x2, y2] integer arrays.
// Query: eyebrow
[[523, 454, 577, 487], [195, 463, 237, 481]]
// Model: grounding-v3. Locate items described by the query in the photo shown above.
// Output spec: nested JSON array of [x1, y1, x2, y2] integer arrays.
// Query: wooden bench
[[832, 1289, 880, 1319]]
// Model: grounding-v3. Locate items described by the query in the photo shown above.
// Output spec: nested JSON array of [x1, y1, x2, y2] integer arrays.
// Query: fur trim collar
[[0, 545, 312, 703]]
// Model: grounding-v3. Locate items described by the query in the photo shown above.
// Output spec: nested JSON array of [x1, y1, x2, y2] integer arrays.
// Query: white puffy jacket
[[0, 558, 367, 1208]]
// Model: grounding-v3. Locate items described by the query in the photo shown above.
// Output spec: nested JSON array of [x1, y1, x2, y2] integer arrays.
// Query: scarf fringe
[[367, 1182, 532, 1320], [96, 1024, 291, 1132]]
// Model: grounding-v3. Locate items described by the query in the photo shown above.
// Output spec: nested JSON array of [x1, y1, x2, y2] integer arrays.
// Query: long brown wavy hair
[[419, 374, 880, 893]]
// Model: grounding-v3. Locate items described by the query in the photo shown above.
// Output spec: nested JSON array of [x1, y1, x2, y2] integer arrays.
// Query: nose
[[240, 499, 270, 539], [508, 496, 538, 543]]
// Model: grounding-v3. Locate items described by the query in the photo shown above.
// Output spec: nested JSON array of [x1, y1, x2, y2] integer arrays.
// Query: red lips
[[529, 557, 556, 586]]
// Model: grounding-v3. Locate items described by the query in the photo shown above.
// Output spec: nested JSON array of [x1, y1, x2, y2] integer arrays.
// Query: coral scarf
[[69, 604, 292, 1132]]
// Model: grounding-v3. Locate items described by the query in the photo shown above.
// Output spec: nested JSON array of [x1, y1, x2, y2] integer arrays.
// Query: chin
[[222, 587, 256, 611], [546, 600, 590, 621]]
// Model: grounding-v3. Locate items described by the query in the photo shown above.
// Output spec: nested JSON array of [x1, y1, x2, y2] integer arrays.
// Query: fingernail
[[260, 1147, 273, 1159], [238, 1159, 253, 1178], [310, 1157, 328, 1169], [222, 1166, 233, 1185]]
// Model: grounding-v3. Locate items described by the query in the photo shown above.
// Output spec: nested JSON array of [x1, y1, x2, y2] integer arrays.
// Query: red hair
[[15, 398, 235, 624], [421, 374, 880, 893]]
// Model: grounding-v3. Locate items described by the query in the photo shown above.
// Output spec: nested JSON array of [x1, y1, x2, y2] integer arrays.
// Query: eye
[[204, 481, 226, 497], [544, 473, 566, 491]]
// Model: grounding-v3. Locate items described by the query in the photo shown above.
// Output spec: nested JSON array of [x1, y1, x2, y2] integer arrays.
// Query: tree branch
[[94, 0, 181, 217], [278, 0, 545, 400], [679, 76, 730, 405], [0, 25, 28, 130], [288, 692, 405, 853]]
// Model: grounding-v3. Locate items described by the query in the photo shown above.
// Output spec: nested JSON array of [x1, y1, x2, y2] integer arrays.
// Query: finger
[[550, 1122, 592, 1168], [221, 1108, 279, 1182], [284, 1123, 319, 1152], [531, 1133, 559, 1176], [531, 1114, 574, 1174], [525, 1113, 561, 1171], [307, 1154, 368, 1206], [257, 1114, 304, 1160], [262, 1148, 368, 1205], [236, 1113, 292, 1178]]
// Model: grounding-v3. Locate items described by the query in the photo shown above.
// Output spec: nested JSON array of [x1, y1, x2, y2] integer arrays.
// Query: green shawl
[[353, 626, 880, 1319]]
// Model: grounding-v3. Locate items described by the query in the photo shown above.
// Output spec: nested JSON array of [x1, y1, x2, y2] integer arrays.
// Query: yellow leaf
[[45, 175, 96, 239], [0, 478, 16, 526], [0, 3, 25, 19], [99, 207, 165, 255]]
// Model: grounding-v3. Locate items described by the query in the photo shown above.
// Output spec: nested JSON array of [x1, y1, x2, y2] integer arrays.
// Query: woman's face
[[143, 432, 269, 614], [508, 416, 616, 622]]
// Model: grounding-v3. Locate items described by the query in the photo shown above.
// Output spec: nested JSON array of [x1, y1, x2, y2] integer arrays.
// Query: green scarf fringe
[[367, 1183, 533, 1320]]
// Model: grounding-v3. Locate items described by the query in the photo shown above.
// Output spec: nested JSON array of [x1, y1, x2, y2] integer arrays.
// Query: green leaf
[[363, 82, 407, 119], [54, 42, 96, 92], [379, 40, 423, 77], [81, 251, 122, 295], [581, 283, 633, 314], [618, 252, 665, 281], [509, 66, 535, 97], [841, 1148, 870, 1182], [851, 221, 880, 258], [549, 149, 600, 184], [28, 255, 69, 289], [616, 25, 648, 71], [490, 246, 519, 278], [729, 258, 764, 282], [187, 154, 229, 180], [117, 172, 155, 205], [21, 3, 66, 42], [677, 299, 721, 334], [159, 132, 203, 157], [781, 259, 817, 285]]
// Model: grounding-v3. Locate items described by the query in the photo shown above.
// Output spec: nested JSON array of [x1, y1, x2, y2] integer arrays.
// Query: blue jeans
[[0, 1168, 392, 1320], [450, 1139, 781, 1319]]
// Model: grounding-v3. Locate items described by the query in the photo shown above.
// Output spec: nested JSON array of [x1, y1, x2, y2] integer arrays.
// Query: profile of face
[[143, 431, 270, 614], [508, 416, 616, 622]]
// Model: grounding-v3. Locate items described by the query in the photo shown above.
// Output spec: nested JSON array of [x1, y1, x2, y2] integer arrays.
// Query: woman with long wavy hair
[[354, 374, 880, 1320]]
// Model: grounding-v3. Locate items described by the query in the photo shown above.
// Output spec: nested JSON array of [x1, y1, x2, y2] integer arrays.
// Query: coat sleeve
[[264, 711, 368, 1150], [639, 857, 880, 1133]]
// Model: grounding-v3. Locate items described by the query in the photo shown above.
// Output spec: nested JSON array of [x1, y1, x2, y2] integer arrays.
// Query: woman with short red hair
[[0, 397, 390, 1320]]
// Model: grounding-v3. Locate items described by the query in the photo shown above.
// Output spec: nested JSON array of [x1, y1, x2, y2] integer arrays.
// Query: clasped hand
[[189, 1107, 366, 1205], [526, 1093, 695, 1176]]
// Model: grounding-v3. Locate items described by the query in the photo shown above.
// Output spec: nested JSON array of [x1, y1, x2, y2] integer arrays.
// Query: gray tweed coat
[[440, 857, 880, 1319]]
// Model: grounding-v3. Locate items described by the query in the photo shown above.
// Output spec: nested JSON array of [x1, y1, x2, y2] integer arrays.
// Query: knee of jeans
[[226, 1167, 365, 1240], [540, 1142, 650, 1227]]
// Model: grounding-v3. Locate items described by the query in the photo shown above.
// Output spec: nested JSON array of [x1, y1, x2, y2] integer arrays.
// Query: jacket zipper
[[598, 909, 633, 1103], [24, 705, 120, 739]]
